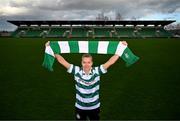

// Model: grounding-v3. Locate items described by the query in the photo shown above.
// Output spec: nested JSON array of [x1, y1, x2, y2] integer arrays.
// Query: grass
[[0, 37, 180, 120]]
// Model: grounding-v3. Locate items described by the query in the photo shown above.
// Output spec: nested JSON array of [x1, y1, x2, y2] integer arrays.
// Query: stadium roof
[[8, 20, 175, 26]]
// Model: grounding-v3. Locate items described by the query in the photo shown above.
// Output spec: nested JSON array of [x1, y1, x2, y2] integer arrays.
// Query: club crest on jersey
[[78, 79, 94, 86]]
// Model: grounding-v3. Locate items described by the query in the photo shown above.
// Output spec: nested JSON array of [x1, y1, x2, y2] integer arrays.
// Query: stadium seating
[[157, 28, 173, 37], [11, 27, 28, 37], [48, 27, 70, 37], [71, 27, 89, 37], [115, 27, 135, 37], [93, 27, 113, 37], [138, 27, 157, 37], [25, 28, 42, 37], [11, 26, 173, 38]]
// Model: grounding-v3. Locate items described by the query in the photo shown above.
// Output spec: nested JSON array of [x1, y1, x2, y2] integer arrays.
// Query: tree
[[96, 12, 109, 21], [115, 12, 123, 20]]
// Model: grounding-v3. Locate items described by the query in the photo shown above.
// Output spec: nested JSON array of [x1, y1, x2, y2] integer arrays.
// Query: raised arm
[[102, 55, 120, 70], [45, 41, 71, 69], [55, 54, 71, 69], [102, 41, 128, 70]]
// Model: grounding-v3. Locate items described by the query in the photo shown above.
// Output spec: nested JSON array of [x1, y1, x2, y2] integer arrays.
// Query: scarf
[[42, 41, 139, 71]]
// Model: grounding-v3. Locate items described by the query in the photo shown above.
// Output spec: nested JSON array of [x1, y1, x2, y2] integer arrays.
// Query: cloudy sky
[[0, 0, 180, 31]]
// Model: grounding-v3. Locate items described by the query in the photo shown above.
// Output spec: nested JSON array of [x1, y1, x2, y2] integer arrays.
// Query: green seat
[[48, 28, 70, 37], [116, 28, 134, 37], [94, 28, 112, 37], [71, 28, 88, 37]]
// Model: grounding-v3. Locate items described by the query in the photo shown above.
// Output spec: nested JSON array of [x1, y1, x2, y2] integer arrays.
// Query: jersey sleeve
[[67, 64, 80, 75], [94, 64, 107, 75]]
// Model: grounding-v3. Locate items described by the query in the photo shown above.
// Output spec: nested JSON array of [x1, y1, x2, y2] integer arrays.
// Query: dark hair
[[82, 53, 93, 60]]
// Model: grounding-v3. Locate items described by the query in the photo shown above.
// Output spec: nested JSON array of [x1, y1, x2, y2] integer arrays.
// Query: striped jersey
[[67, 64, 107, 110]]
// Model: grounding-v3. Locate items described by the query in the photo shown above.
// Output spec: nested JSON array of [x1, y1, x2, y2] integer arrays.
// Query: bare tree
[[96, 12, 109, 21], [115, 12, 123, 20], [131, 16, 137, 21]]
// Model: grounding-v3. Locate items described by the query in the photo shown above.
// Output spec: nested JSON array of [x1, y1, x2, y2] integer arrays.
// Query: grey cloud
[[0, 0, 179, 25], [7, 0, 180, 18], [139, 0, 180, 13], [1, 0, 179, 31]]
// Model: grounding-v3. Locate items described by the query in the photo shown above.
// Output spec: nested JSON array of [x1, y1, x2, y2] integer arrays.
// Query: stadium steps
[[39, 28, 50, 37], [11, 28, 28, 37]]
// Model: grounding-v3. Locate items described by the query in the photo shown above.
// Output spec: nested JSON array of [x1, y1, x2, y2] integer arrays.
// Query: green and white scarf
[[42, 41, 139, 71]]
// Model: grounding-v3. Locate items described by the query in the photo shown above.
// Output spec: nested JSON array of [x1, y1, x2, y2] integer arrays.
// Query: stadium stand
[[11, 27, 27, 37], [94, 27, 113, 37], [71, 27, 90, 37], [8, 20, 175, 38], [25, 28, 42, 37], [47, 27, 70, 37], [138, 27, 157, 37], [157, 28, 173, 38], [116, 27, 135, 37]]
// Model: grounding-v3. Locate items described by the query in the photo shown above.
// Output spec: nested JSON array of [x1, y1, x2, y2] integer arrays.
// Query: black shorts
[[75, 107, 100, 120]]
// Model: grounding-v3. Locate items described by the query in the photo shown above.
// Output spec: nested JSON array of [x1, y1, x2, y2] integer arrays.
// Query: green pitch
[[0, 37, 180, 120]]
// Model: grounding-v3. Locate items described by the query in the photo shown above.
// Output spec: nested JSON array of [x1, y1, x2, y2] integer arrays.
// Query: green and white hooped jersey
[[67, 64, 107, 110]]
